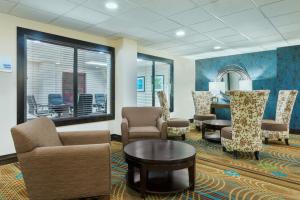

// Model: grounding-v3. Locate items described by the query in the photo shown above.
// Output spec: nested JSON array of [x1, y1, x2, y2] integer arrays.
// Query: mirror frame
[[216, 64, 251, 81]]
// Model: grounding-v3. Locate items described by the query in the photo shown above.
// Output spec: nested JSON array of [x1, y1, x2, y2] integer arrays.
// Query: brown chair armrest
[[157, 118, 167, 139], [18, 144, 111, 198], [121, 118, 129, 145], [121, 118, 129, 132], [261, 119, 288, 132], [58, 130, 110, 146]]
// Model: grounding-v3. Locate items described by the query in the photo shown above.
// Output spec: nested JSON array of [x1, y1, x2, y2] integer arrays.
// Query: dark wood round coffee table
[[202, 120, 231, 143], [124, 139, 196, 198]]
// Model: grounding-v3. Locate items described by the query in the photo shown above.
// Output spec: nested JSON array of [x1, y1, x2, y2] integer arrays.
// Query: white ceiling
[[1, 0, 300, 59]]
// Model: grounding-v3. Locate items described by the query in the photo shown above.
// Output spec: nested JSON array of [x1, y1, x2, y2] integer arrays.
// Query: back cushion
[[11, 117, 62, 153], [122, 107, 162, 127]]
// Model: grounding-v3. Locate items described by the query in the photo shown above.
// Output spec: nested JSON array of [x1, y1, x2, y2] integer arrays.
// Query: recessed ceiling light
[[105, 2, 118, 10], [175, 30, 186, 37], [213, 46, 222, 50]]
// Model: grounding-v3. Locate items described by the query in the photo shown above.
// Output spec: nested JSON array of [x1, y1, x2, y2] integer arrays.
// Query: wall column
[[109, 38, 137, 134]]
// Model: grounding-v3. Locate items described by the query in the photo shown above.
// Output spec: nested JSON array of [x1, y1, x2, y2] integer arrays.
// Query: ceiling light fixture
[[105, 1, 118, 10], [213, 46, 222, 50], [85, 61, 108, 66], [175, 30, 186, 37]]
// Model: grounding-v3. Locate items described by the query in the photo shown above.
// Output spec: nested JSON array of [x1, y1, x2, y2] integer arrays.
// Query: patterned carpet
[[1, 128, 300, 200]]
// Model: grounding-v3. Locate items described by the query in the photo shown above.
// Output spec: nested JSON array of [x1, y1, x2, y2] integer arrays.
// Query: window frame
[[137, 53, 174, 112], [17, 27, 115, 126]]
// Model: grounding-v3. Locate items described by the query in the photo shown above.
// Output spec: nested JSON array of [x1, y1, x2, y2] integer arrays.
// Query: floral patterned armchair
[[221, 90, 269, 160], [192, 91, 216, 129], [157, 91, 189, 140], [262, 90, 298, 145]]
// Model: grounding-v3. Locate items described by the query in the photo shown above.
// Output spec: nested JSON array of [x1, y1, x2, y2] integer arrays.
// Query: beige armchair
[[121, 107, 167, 146], [11, 117, 111, 200]]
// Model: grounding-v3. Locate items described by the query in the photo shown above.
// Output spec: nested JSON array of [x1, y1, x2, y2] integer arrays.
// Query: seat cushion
[[261, 119, 288, 132], [221, 127, 232, 140], [129, 126, 160, 139], [167, 118, 189, 127], [194, 114, 216, 121]]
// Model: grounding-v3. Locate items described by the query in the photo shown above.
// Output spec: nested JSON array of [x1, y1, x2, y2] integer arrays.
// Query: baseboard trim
[[111, 134, 121, 142], [290, 129, 300, 135], [0, 153, 17, 165]]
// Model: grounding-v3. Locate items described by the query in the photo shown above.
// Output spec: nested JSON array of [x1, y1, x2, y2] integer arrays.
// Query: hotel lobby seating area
[[0, 0, 300, 200], [1, 125, 300, 199], [2, 89, 299, 199]]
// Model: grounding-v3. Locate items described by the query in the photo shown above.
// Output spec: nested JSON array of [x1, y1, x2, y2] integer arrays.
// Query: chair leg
[[222, 146, 226, 152], [181, 134, 186, 141], [285, 138, 289, 145], [264, 138, 269, 144], [233, 150, 238, 159], [254, 151, 259, 160]]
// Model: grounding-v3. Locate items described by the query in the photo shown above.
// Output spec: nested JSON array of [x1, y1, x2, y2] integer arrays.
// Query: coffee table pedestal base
[[124, 140, 196, 198], [127, 168, 194, 198], [202, 120, 231, 143], [126, 161, 195, 198]]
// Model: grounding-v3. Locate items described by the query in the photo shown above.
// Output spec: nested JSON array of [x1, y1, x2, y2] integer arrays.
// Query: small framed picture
[[0, 56, 13, 73], [136, 76, 145, 92], [155, 75, 164, 91]]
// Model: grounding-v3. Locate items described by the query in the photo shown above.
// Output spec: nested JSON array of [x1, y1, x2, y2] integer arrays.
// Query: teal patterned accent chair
[[221, 90, 269, 160], [157, 91, 189, 140], [262, 90, 298, 145], [192, 91, 216, 130]]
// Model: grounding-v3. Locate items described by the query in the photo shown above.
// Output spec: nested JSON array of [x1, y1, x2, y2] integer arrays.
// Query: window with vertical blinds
[[17, 27, 115, 126], [136, 53, 174, 111]]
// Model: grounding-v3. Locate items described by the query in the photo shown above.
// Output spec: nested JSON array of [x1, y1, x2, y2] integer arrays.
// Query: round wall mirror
[[216, 65, 251, 91]]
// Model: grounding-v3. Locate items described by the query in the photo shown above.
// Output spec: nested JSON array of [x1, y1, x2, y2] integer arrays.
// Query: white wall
[[0, 13, 195, 156], [173, 58, 195, 119], [109, 38, 138, 134]]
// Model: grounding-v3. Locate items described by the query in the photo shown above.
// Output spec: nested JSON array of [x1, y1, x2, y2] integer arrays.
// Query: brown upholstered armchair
[[11, 117, 111, 200], [121, 107, 167, 146]]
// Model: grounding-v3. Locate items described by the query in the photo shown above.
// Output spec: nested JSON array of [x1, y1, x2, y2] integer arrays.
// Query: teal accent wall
[[277, 45, 300, 130], [195, 45, 300, 130]]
